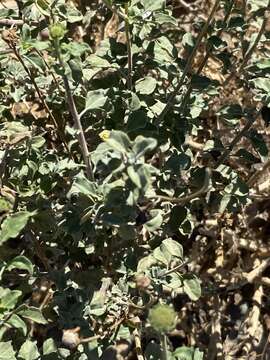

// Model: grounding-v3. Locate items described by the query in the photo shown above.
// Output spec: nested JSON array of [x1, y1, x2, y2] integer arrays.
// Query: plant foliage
[[0, 0, 269, 358]]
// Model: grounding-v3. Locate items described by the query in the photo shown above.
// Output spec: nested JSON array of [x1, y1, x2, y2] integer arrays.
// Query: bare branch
[[0, 19, 39, 26], [57, 53, 94, 180]]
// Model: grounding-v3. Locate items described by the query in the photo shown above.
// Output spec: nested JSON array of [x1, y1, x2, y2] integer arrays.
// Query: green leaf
[[228, 16, 245, 29], [68, 173, 100, 199], [85, 90, 108, 111], [155, 12, 177, 25], [86, 54, 111, 67], [247, 129, 268, 157], [0, 8, 16, 18], [7, 256, 34, 275], [165, 153, 191, 174], [62, 42, 89, 57], [182, 32, 194, 48], [0, 288, 21, 310], [183, 275, 201, 301], [143, 0, 165, 11], [137, 254, 156, 272], [31, 136, 46, 150], [66, 6, 83, 23], [0, 197, 12, 213], [43, 338, 57, 355], [217, 104, 243, 125], [0, 342, 16, 360], [219, 193, 232, 214], [0, 211, 36, 245], [173, 346, 204, 360], [6, 315, 27, 336], [149, 100, 166, 116], [135, 77, 157, 95], [127, 166, 142, 188], [235, 148, 260, 164], [207, 35, 226, 50], [173, 346, 194, 360], [106, 131, 132, 153], [191, 75, 212, 90], [18, 340, 40, 360], [161, 239, 183, 259], [42, 338, 57, 355], [23, 53, 46, 72], [35, 0, 50, 16], [251, 77, 270, 93], [254, 59, 270, 69], [18, 306, 47, 324], [133, 136, 157, 158], [144, 210, 163, 232], [69, 59, 83, 83], [247, 0, 269, 11], [89, 282, 108, 316], [153, 246, 170, 266], [153, 36, 175, 63], [194, 348, 204, 360], [127, 110, 147, 132], [128, 93, 141, 111]]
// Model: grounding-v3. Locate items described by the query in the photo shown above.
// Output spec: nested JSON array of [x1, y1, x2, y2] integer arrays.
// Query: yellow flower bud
[[99, 130, 111, 141]]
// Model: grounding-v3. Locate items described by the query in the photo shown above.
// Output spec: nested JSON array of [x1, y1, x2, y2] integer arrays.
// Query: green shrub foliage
[[0, 0, 269, 358]]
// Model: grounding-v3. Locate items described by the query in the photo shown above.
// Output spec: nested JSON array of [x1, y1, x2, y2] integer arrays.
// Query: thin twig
[[0, 48, 13, 55], [247, 158, 270, 187], [156, 0, 221, 122], [102, 0, 128, 21], [185, 138, 204, 150], [260, 332, 270, 359], [128, 292, 154, 310], [54, 40, 94, 181], [34, 48, 61, 91], [39, 288, 53, 310], [223, 13, 268, 86], [180, 0, 235, 113], [80, 334, 101, 344], [176, 0, 198, 11], [124, 2, 132, 90], [133, 328, 145, 360], [207, 295, 223, 360], [0, 19, 39, 26], [0, 147, 9, 186], [150, 167, 211, 204], [160, 260, 189, 278], [260, 277, 270, 287], [243, 258, 270, 283], [242, 285, 263, 355], [160, 334, 168, 360], [215, 114, 257, 167]]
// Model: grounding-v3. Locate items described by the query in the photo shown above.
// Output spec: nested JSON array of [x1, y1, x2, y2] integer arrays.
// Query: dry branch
[[242, 285, 263, 355]]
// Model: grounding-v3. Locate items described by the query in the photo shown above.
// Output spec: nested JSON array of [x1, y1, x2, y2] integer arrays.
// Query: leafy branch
[[179, 0, 236, 114], [156, 0, 221, 122], [2, 29, 71, 155], [223, 11, 268, 86]]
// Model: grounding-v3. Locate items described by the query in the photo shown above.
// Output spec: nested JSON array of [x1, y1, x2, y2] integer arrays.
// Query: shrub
[[0, 0, 269, 358]]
